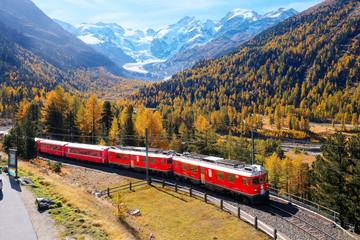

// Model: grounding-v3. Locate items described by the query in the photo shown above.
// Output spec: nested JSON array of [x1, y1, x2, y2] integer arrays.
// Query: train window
[[208, 169, 212, 177], [116, 153, 121, 159], [150, 158, 156, 164], [123, 155, 128, 160], [260, 175, 264, 184], [167, 159, 172, 164], [227, 174, 235, 183], [252, 178, 259, 185], [190, 165, 197, 173], [242, 178, 248, 186], [216, 172, 224, 180], [182, 163, 188, 171]]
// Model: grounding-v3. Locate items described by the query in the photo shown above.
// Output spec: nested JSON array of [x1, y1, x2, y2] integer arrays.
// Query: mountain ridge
[[56, 8, 298, 80]]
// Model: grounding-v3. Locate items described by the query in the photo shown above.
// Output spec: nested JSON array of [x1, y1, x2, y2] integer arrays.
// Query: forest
[[134, 0, 360, 139], [0, 0, 359, 233], [1, 85, 359, 232]]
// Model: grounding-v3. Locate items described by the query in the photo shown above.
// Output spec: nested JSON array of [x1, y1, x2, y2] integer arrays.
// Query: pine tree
[[22, 111, 37, 159], [101, 101, 113, 136], [121, 106, 136, 146], [311, 133, 359, 228], [45, 102, 64, 140], [346, 135, 360, 232]]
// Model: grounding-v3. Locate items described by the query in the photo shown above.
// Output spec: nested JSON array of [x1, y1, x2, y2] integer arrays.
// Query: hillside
[[135, 0, 359, 127], [0, 0, 145, 94], [0, 0, 114, 70]]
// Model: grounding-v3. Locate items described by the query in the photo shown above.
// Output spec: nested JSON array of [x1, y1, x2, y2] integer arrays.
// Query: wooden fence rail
[[149, 178, 289, 240]]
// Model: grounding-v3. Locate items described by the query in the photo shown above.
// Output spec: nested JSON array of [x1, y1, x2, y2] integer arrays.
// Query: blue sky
[[32, 0, 323, 30]]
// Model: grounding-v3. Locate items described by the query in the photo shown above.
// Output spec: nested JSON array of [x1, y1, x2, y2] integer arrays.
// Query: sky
[[31, 0, 323, 30]]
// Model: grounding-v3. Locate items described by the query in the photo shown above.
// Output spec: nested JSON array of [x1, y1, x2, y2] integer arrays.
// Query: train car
[[35, 138, 68, 157], [108, 147, 173, 173], [173, 153, 269, 203], [65, 143, 109, 164]]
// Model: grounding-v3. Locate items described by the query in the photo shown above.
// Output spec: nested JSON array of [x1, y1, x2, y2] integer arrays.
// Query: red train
[[35, 138, 269, 203]]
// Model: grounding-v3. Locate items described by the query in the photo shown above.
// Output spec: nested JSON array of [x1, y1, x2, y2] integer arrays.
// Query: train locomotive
[[35, 138, 269, 203]]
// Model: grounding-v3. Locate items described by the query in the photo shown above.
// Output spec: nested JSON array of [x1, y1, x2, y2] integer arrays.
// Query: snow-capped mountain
[[56, 8, 297, 80]]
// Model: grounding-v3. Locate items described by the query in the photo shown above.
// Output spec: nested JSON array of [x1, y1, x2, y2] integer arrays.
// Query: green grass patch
[[19, 169, 108, 240], [109, 185, 269, 240]]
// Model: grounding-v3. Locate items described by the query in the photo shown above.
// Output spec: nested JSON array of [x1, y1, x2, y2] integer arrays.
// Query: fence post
[[204, 193, 208, 203], [107, 187, 110, 197], [162, 179, 165, 188], [220, 199, 223, 210], [254, 216, 258, 229], [175, 183, 178, 192], [273, 229, 277, 240], [189, 187, 192, 197], [129, 182, 132, 191], [238, 206, 241, 219]]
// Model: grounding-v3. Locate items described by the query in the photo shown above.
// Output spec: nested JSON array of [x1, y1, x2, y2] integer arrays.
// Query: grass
[[112, 185, 269, 240], [19, 169, 108, 240], [19, 160, 135, 240]]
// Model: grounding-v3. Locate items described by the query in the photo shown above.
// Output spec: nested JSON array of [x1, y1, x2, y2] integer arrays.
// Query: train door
[[130, 155, 134, 168], [260, 174, 265, 195], [200, 167, 205, 184]]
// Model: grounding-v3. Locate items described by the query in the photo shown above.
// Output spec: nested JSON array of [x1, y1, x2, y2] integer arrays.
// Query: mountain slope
[[135, 0, 360, 122], [0, 0, 145, 94], [0, 0, 115, 70], [145, 8, 298, 79]]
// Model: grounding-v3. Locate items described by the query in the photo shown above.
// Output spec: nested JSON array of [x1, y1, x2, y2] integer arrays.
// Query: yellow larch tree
[[109, 117, 119, 145], [264, 153, 282, 189], [78, 95, 102, 143], [135, 108, 166, 147]]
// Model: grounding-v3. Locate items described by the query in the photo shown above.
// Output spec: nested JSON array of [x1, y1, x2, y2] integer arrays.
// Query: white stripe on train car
[[173, 155, 265, 177], [109, 148, 172, 159]]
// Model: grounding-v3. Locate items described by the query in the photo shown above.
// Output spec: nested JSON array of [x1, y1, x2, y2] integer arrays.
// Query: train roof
[[66, 142, 109, 151], [109, 147, 173, 159], [116, 146, 175, 154], [173, 153, 266, 177], [35, 138, 69, 146]]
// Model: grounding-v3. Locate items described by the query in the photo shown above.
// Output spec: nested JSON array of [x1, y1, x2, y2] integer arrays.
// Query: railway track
[[37, 154, 353, 240], [266, 203, 336, 240]]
